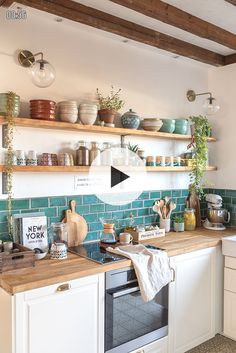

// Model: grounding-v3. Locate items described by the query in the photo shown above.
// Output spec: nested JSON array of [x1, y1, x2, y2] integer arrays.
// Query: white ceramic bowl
[[142, 119, 163, 131], [79, 103, 97, 109], [35, 252, 48, 260], [79, 109, 97, 114], [79, 113, 97, 125], [58, 101, 77, 105], [60, 114, 78, 123], [60, 108, 78, 113]]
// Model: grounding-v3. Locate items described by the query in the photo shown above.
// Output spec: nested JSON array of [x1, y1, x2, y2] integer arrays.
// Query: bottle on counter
[[184, 208, 196, 231], [90, 142, 101, 166], [76, 140, 90, 166]]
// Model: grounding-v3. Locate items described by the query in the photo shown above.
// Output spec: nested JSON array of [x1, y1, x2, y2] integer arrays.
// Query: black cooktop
[[68, 242, 163, 265], [68, 242, 126, 264]]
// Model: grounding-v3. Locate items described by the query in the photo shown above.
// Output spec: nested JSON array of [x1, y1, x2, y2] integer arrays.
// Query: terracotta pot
[[98, 109, 116, 124]]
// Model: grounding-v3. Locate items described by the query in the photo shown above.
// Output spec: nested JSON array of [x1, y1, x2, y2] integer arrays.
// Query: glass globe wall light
[[186, 89, 220, 115], [18, 49, 55, 88]]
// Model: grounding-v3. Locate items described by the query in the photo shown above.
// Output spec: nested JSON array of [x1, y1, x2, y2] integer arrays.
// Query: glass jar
[[49, 222, 68, 248], [184, 208, 196, 231], [76, 140, 89, 166], [101, 142, 112, 166], [90, 142, 101, 166]]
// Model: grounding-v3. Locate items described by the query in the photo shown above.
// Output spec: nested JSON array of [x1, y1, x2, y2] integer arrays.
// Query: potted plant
[[96, 86, 125, 124], [173, 216, 185, 232], [187, 115, 212, 226]]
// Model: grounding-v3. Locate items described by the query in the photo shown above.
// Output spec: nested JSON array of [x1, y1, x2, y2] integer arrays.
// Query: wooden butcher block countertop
[[1, 228, 236, 295]]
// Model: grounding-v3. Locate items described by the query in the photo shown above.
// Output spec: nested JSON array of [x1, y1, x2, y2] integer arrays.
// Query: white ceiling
[[73, 0, 236, 55]]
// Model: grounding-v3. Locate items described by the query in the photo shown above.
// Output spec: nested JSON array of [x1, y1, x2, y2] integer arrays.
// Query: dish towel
[[107, 244, 172, 302]]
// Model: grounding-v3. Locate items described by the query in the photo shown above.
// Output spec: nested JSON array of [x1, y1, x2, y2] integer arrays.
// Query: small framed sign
[[21, 216, 48, 251]]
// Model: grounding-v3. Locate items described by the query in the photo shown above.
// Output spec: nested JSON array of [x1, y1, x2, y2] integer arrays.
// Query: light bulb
[[29, 59, 55, 88], [203, 97, 220, 115]]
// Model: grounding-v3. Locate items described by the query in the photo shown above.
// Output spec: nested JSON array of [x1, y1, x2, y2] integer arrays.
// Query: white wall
[[208, 63, 236, 190], [0, 7, 209, 198]]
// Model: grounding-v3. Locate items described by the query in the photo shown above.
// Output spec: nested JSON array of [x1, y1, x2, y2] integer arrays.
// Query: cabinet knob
[[56, 283, 70, 292]]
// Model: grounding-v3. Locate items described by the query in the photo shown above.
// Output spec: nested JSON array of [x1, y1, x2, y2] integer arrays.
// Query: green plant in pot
[[187, 115, 212, 226], [173, 216, 185, 232], [96, 86, 125, 124]]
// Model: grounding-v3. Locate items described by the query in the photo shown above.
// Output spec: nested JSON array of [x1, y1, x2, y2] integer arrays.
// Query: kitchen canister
[[121, 109, 140, 129], [174, 119, 188, 135], [15, 150, 26, 165], [159, 218, 171, 233]]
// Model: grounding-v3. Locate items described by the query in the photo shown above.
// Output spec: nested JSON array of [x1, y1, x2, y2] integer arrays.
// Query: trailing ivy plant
[[188, 115, 212, 197], [5, 91, 17, 239]]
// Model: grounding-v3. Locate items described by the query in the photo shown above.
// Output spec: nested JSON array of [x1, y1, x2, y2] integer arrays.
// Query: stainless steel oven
[[105, 267, 168, 353]]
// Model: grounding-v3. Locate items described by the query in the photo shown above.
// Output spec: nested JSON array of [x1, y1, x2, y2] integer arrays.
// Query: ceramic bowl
[[159, 119, 175, 133], [79, 103, 97, 109], [79, 108, 98, 113], [79, 113, 97, 125], [60, 113, 78, 123], [174, 119, 188, 134], [141, 118, 163, 131], [35, 252, 48, 260]]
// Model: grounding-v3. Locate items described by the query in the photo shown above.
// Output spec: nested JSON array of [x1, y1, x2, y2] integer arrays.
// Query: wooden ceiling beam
[[1, 0, 225, 66], [110, 0, 236, 50], [224, 52, 236, 65], [225, 0, 236, 6], [0, 0, 14, 6]]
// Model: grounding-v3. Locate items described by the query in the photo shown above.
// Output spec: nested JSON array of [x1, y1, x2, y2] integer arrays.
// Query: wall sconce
[[18, 49, 55, 88], [187, 89, 220, 115]]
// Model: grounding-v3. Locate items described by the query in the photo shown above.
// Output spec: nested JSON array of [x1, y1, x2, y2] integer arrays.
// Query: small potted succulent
[[96, 86, 125, 124], [173, 215, 185, 232]]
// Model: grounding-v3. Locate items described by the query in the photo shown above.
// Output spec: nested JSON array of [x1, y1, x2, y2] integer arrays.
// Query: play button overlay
[[111, 166, 130, 188], [88, 145, 147, 206]]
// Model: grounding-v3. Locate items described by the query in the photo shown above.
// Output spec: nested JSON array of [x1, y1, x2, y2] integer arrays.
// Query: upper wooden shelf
[[0, 117, 216, 142], [0, 165, 217, 173]]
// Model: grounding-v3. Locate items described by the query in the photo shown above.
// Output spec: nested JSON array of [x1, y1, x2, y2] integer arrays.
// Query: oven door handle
[[111, 286, 140, 298]]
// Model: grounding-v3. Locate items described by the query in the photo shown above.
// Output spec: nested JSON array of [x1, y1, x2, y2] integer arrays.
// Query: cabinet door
[[168, 247, 216, 353], [15, 274, 104, 353], [224, 290, 236, 340]]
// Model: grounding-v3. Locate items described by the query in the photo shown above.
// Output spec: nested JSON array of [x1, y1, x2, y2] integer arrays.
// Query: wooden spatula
[[62, 200, 88, 246]]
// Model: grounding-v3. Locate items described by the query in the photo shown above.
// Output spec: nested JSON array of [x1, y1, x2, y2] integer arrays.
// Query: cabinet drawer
[[225, 256, 236, 270], [225, 268, 236, 293], [130, 336, 168, 353]]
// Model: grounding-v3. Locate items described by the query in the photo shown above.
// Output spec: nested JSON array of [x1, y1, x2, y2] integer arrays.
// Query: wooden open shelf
[[0, 117, 216, 142], [0, 165, 217, 173]]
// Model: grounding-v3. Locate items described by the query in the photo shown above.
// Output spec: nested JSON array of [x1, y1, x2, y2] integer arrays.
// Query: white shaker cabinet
[[0, 273, 104, 353], [168, 246, 223, 353], [224, 256, 236, 340]]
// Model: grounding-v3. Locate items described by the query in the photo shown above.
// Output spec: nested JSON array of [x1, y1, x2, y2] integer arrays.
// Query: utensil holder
[[160, 218, 171, 233]]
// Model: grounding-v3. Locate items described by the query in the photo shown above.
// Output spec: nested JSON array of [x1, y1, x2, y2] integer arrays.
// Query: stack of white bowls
[[79, 103, 98, 125], [58, 101, 78, 123], [0, 93, 20, 116]]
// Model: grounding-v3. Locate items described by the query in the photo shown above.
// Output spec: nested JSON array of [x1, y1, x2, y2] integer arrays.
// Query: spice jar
[[76, 140, 89, 166], [90, 142, 101, 166], [184, 208, 196, 231]]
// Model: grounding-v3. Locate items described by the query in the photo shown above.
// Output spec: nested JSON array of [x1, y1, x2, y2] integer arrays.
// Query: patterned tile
[[186, 334, 236, 353]]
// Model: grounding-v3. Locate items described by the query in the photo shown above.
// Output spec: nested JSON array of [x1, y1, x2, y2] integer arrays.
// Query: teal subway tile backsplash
[[31, 197, 49, 208], [2, 188, 235, 242]]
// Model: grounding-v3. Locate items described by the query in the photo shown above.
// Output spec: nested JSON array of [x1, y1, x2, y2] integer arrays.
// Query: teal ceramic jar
[[159, 119, 175, 133], [121, 109, 140, 129], [174, 119, 188, 135]]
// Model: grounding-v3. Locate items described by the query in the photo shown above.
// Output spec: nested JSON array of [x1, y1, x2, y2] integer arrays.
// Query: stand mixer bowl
[[207, 208, 230, 224]]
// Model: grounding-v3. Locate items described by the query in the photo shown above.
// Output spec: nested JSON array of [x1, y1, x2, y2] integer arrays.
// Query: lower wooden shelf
[[0, 165, 217, 172]]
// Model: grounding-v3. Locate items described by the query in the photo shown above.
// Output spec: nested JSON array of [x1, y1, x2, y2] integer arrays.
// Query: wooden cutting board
[[62, 200, 88, 246]]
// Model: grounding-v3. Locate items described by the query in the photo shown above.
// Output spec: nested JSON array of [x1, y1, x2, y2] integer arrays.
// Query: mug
[[26, 150, 38, 166], [119, 232, 133, 245], [50, 242, 67, 260], [15, 150, 26, 165]]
